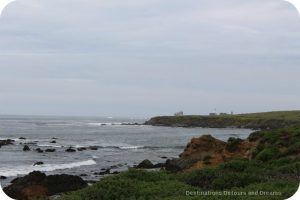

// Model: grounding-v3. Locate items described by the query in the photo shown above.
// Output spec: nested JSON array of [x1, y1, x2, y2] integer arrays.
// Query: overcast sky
[[0, 0, 299, 117]]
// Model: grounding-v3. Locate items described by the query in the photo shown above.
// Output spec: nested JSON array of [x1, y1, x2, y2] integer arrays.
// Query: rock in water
[[45, 149, 56, 152], [65, 148, 76, 152], [136, 159, 154, 169], [3, 171, 87, 200], [23, 145, 31, 151], [33, 162, 44, 166]]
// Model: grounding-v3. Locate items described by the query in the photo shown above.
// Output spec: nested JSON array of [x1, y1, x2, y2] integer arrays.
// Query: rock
[[23, 145, 31, 151], [3, 171, 87, 200], [33, 162, 44, 166], [80, 174, 88, 177], [45, 149, 56, 152], [19, 137, 26, 140], [0, 176, 7, 180], [153, 163, 165, 168], [50, 141, 56, 144], [111, 171, 120, 174], [165, 135, 256, 172], [0, 139, 14, 148], [65, 148, 76, 152], [77, 147, 87, 151], [161, 156, 168, 159], [35, 148, 44, 153], [94, 169, 110, 176], [136, 159, 154, 169], [52, 137, 58, 139], [89, 146, 98, 150]]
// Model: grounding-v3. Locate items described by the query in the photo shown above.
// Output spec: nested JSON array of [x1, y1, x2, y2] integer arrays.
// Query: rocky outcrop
[[3, 171, 87, 200], [165, 135, 256, 172], [65, 148, 76, 152], [0, 139, 14, 148], [23, 145, 30, 151], [136, 159, 154, 169], [136, 159, 165, 169]]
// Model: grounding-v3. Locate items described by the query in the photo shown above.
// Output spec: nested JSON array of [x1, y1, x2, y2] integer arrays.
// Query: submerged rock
[[0, 176, 7, 180], [3, 171, 87, 200], [50, 141, 56, 144]]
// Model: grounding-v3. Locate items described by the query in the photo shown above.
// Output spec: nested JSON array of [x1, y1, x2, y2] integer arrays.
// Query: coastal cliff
[[145, 111, 300, 129]]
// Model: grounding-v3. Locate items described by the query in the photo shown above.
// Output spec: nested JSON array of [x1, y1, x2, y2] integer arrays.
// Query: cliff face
[[165, 135, 257, 172], [145, 111, 300, 129], [165, 126, 300, 172]]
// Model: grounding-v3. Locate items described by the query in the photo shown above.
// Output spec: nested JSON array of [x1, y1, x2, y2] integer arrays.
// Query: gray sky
[[0, 0, 300, 117]]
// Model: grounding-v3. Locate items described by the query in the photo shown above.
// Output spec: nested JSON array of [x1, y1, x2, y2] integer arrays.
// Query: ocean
[[0, 115, 253, 186]]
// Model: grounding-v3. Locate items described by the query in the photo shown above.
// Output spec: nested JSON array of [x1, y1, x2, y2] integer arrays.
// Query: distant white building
[[174, 111, 184, 116]]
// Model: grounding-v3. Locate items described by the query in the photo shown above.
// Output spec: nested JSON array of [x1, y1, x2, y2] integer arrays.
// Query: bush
[[255, 147, 279, 162], [226, 137, 242, 152]]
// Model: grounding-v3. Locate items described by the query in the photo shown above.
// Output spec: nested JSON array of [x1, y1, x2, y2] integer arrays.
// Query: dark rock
[[165, 158, 197, 172], [94, 169, 110, 176], [3, 171, 87, 200], [50, 141, 56, 144], [52, 137, 58, 139], [0, 139, 14, 148], [0, 176, 7, 180], [77, 147, 87, 151], [33, 162, 44, 166], [136, 159, 154, 169], [153, 163, 165, 168], [65, 148, 76, 152], [80, 174, 88, 177], [45, 149, 56, 152], [89, 146, 98, 150], [23, 145, 31, 151], [19, 137, 26, 140], [35, 148, 44, 153], [111, 171, 120, 174], [161, 156, 168, 159]]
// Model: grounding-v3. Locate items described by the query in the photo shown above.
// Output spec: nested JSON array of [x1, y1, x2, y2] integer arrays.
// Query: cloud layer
[[0, 0, 299, 117]]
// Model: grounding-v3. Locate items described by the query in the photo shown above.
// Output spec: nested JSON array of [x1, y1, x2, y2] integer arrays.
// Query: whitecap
[[0, 159, 96, 177]]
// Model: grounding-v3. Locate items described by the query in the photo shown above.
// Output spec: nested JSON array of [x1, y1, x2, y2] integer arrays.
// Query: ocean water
[[0, 115, 253, 186]]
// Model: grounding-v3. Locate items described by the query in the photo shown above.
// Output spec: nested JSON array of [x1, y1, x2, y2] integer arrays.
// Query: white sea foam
[[0, 159, 96, 177], [37, 144, 62, 148], [87, 122, 123, 126], [118, 146, 144, 150]]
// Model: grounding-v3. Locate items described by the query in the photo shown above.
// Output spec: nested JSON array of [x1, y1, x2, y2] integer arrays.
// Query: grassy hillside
[[145, 111, 300, 129], [56, 126, 300, 200]]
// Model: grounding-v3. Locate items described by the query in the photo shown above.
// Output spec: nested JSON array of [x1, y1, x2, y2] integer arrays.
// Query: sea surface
[[0, 115, 253, 186]]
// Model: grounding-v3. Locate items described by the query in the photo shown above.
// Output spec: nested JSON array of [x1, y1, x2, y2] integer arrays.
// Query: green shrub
[[226, 137, 242, 152], [255, 147, 279, 162]]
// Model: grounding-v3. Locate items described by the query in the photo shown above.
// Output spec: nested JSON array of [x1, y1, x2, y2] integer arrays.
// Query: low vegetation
[[145, 111, 300, 129], [57, 126, 300, 200]]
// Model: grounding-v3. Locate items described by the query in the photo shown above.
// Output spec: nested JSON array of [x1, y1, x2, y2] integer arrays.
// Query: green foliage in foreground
[[57, 126, 300, 200], [58, 158, 299, 200]]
